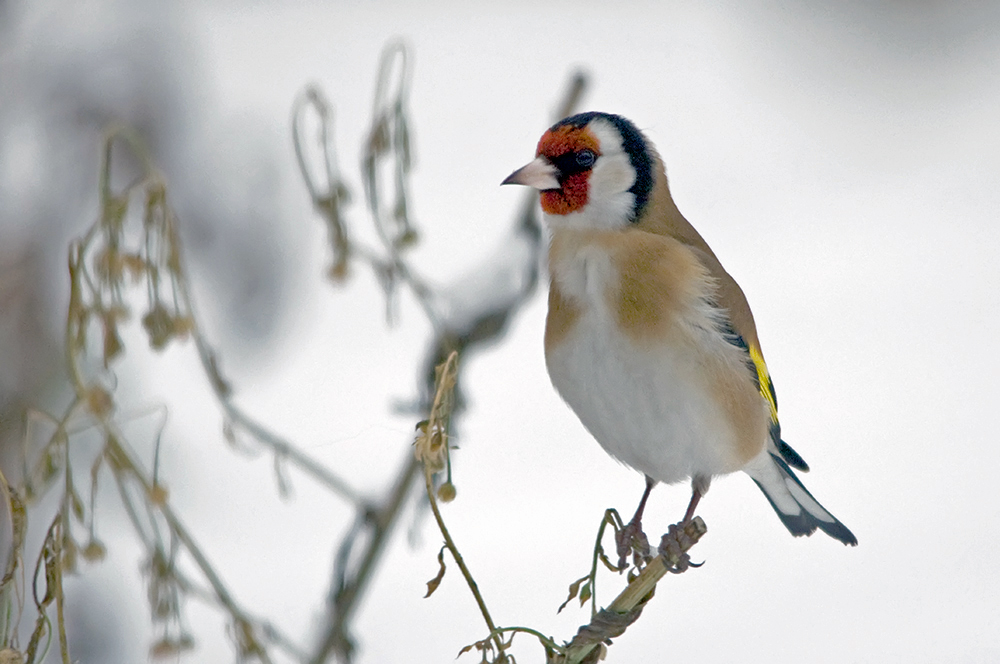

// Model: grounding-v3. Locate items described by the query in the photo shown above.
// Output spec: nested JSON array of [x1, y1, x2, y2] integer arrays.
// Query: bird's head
[[502, 112, 655, 230]]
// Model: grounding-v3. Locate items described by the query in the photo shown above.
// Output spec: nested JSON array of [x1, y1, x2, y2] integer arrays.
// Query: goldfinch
[[502, 112, 856, 547]]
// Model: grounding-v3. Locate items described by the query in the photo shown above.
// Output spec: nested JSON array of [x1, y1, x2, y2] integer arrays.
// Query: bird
[[501, 111, 857, 552]]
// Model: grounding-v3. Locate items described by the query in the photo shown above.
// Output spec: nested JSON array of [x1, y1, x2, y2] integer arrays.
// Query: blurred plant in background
[[0, 32, 595, 662]]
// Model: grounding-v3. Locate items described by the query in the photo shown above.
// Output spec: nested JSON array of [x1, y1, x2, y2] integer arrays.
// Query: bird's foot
[[615, 518, 652, 570], [658, 522, 705, 574]]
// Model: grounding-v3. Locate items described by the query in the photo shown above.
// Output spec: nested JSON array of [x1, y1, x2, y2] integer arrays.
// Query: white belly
[[546, 304, 743, 485]]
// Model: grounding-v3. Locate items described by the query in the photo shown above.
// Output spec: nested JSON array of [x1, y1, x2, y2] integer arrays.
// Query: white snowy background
[[2, 1, 999, 662]]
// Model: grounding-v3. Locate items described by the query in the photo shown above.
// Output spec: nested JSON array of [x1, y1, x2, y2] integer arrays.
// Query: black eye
[[575, 149, 596, 168]]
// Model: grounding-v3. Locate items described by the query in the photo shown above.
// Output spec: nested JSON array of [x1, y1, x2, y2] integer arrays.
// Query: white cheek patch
[[586, 157, 636, 228], [591, 151, 635, 194]]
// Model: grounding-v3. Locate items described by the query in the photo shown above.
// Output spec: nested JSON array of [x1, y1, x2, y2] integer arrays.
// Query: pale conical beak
[[501, 156, 560, 190]]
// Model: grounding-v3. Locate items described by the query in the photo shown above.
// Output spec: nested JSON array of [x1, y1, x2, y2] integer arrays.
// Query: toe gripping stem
[[559, 517, 707, 664]]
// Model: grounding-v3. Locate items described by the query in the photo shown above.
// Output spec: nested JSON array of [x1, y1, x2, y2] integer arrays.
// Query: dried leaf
[[39, 536, 59, 606], [222, 418, 237, 447], [71, 304, 91, 350], [205, 351, 232, 398], [395, 226, 418, 248], [61, 537, 78, 574], [81, 539, 107, 562], [149, 638, 175, 659], [0, 647, 25, 664], [145, 181, 166, 217], [413, 423, 446, 473], [150, 634, 195, 660], [166, 230, 183, 276], [7, 489, 26, 558], [456, 637, 493, 660], [104, 436, 128, 472], [579, 580, 592, 606], [424, 545, 447, 598], [142, 305, 174, 350], [36, 448, 60, 488], [327, 258, 350, 282], [1, 489, 26, 589], [102, 194, 129, 233], [368, 116, 390, 155], [69, 488, 85, 523], [233, 619, 265, 658], [148, 484, 169, 506], [102, 316, 124, 368], [94, 247, 122, 286], [273, 454, 292, 499], [171, 315, 194, 341], [85, 385, 114, 418], [432, 353, 459, 398], [598, 550, 618, 573], [558, 574, 589, 613], [122, 253, 147, 281], [24, 616, 48, 662]]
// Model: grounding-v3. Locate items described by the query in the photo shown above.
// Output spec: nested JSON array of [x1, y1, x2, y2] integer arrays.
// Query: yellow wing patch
[[749, 344, 779, 424]]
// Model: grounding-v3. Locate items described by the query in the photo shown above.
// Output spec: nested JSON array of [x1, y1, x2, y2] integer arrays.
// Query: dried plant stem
[[308, 66, 590, 663], [188, 328, 367, 508], [423, 469, 505, 658], [416, 351, 504, 659], [586, 509, 622, 618], [15, 42, 598, 664], [101, 426, 276, 664], [95, 126, 367, 512], [59, 164, 289, 659], [562, 517, 708, 664], [52, 522, 69, 664], [309, 454, 420, 664]]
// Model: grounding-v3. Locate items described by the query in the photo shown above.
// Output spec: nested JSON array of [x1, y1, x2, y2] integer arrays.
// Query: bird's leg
[[660, 475, 711, 572], [682, 474, 711, 523], [681, 490, 702, 524], [615, 475, 656, 569]]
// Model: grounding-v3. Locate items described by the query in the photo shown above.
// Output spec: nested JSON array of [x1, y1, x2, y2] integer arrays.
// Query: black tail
[[748, 453, 857, 546]]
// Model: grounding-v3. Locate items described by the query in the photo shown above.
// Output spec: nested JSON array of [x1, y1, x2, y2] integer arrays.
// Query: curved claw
[[658, 522, 705, 574], [615, 520, 652, 570]]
